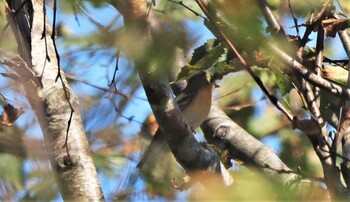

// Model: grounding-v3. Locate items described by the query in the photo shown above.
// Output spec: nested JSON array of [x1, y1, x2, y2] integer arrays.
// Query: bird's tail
[[137, 129, 167, 170]]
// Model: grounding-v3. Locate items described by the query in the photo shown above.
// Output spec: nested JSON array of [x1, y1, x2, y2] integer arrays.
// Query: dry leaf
[[122, 138, 142, 154], [322, 18, 350, 37], [0, 104, 24, 127], [323, 65, 348, 84]]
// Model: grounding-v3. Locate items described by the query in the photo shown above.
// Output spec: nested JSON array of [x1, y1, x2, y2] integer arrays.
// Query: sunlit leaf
[[269, 65, 293, 96], [323, 65, 348, 85], [178, 39, 225, 80]]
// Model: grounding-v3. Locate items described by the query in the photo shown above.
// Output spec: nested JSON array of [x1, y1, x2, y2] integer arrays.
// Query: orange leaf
[[122, 138, 142, 154]]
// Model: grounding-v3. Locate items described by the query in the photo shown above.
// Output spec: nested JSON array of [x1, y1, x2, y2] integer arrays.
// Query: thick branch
[[113, 0, 233, 186], [333, 12, 350, 191], [255, 0, 286, 38], [256, 1, 347, 197], [202, 103, 297, 183], [334, 14, 350, 57]]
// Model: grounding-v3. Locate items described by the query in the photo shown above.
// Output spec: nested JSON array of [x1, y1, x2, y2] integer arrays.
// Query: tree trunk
[[5, 0, 104, 200]]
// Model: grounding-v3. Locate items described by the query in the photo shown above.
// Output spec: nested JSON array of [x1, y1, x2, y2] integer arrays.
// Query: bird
[[137, 70, 215, 170]]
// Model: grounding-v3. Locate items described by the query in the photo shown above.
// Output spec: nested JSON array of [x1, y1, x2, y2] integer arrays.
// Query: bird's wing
[[175, 91, 197, 111]]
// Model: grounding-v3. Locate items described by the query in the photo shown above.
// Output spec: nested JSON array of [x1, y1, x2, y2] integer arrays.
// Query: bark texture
[[113, 0, 234, 186], [202, 103, 339, 199], [5, 0, 104, 200], [202, 103, 301, 186]]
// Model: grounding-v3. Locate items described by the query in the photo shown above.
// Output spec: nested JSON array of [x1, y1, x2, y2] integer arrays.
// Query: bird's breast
[[181, 88, 212, 129]]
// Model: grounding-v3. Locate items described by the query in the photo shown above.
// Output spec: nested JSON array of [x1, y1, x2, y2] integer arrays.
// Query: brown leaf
[[122, 138, 142, 154], [0, 104, 24, 126], [322, 18, 350, 37]]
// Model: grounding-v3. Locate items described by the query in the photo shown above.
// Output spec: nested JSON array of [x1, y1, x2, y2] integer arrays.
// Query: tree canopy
[[0, 0, 350, 201]]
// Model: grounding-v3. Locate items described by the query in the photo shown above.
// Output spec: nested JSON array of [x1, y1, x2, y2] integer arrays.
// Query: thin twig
[[333, 13, 350, 57], [167, 0, 206, 19], [147, 0, 155, 17], [108, 50, 120, 87], [43, 0, 75, 156], [300, 1, 330, 49], [72, 2, 105, 30], [195, 0, 294, 121], [255, 0, 346, 195], [72, 2, 80, 26], [109, 98, 145, 126], [313, 18, 325, 116], [65, 73, 148, 100], [40, 0, 50, 80], [270, 44, 350, 99], [214, 88, 243, 100], [319, 146, 350, 162], [287, 0, 301, 43], [255, 0, 285, 38]]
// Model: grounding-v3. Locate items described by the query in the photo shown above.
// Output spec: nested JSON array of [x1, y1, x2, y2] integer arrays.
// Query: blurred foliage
[[0, 0, 349, 201], [0, 154, 23, 191], [189, 166, 327, 200]]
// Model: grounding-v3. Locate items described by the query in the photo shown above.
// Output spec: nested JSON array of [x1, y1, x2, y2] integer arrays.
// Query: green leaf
[[0, 154, 23, 189], [178, 39, 225, 80], [190, 38, 225, 68], [176, 64, 201, 81], [269, 65, 293, 96], [210, 59, 243, 76]]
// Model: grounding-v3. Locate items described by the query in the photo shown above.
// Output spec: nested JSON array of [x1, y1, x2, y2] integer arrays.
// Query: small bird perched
[[137, 71, 215, 170]]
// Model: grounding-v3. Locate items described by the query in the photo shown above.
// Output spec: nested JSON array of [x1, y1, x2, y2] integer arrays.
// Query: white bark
[[6, 0, 105, 200]]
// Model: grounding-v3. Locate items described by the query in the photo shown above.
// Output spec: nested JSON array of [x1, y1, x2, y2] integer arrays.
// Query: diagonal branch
[[255, 0, 347, 197], [112, 0, 233, 187], [269, 44, 350, 99], [195, 0, 294, 122], [201, 102, 329, 197], [333, 12, 350, 190]]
